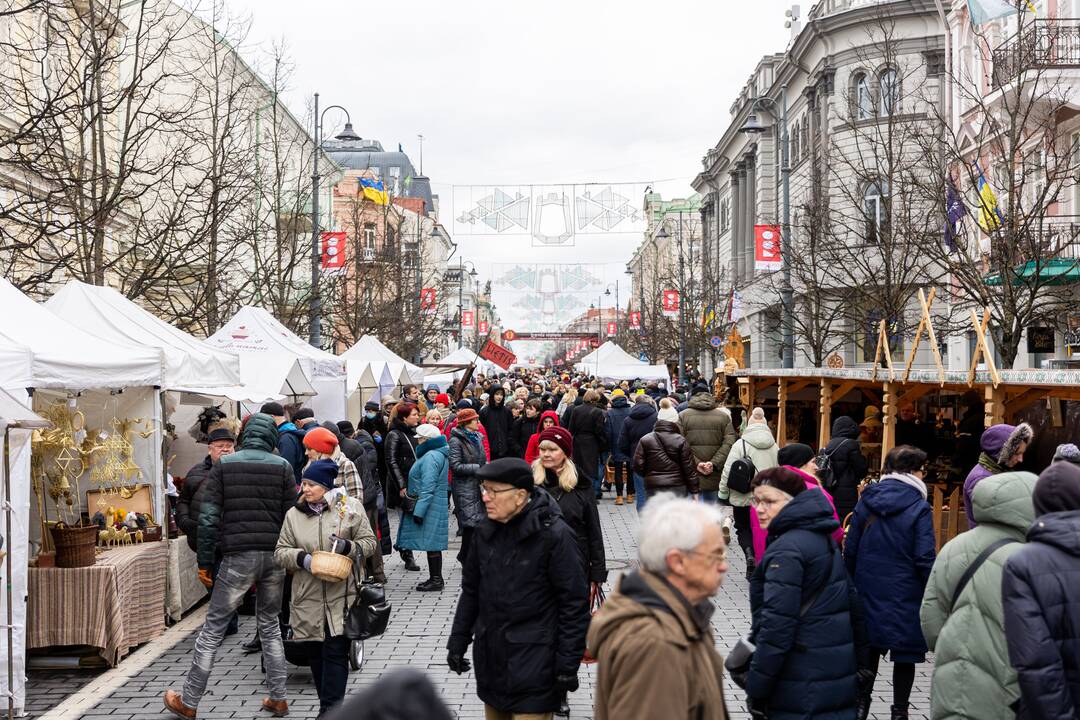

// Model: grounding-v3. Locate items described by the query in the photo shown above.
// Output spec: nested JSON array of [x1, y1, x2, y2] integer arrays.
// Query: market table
[[165, 536, 207, 622], [28, 541, 167, 666]]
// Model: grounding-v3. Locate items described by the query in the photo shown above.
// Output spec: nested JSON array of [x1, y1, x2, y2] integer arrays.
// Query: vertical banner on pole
[[605, 321, 617, 337], [661, 290, 680, 318], [420, 288, 437, 315], [320, 231, 347, 271], [754, 225, 783, 271], [628, 311, 641, 330], [462, 310, 474, 328], [478, 320, 489, 335]]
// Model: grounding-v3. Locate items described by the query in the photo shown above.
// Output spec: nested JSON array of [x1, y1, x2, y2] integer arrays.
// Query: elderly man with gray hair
[[587, 495, 729, 720]]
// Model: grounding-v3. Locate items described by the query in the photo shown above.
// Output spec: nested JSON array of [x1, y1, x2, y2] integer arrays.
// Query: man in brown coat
[[587, 495, 729, 720]]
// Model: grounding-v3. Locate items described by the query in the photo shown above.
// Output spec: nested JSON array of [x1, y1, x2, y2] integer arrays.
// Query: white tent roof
[[0, 278, 163, 389], [46, 281, 243, 393], [340, 335, 424, 391], [575, 341, 642, 368], [575, 341, 670, 382]]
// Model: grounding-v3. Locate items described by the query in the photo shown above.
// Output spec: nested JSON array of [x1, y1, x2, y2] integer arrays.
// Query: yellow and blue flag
[[974, 161, 1004, 233], [359, 177, 389, 205]]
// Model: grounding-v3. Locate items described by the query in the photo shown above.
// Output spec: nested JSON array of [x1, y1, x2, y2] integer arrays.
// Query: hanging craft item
[[31, 402, 87, 528]]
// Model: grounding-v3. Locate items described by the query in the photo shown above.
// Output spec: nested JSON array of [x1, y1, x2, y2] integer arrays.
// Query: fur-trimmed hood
[[981, 422, 1034, 466]]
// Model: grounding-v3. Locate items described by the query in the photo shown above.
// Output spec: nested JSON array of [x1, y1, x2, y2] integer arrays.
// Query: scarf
[[883, 472, 928, 500], [977, 451, 1005, 476], [307, 501, 328, 514]]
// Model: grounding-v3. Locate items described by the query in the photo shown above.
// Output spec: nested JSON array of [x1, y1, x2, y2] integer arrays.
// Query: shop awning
[[984, 259, 1080, 286]]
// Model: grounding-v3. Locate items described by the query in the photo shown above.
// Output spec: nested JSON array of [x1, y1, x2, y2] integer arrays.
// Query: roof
[[732, 366, 1080, 389], [340, 335, 425, 391], [323, 138, 434, 214]]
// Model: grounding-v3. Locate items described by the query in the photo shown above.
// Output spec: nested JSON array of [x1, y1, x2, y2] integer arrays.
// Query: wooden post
[[819, 379, 833, 450], [968, 307, 1001, 388], [777, 379, 788, 449], [903, 288, 945, 385], [881, 381, 897, 469], [985, 384, 1006, 427]]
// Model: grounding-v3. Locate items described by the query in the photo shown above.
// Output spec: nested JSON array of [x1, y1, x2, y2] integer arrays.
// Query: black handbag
[[399, 491, 418, 514], [344, 581, 392, 641]]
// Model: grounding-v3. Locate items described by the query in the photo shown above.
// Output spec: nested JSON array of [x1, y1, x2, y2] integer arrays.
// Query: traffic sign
[[709, 335, 723, 348]]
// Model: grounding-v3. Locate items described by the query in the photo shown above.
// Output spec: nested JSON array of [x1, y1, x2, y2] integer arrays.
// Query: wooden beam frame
[[1004, 387, 1045, 417], [871, 319, 897, 382], [819, 379, 833, 449], [968, 307, 1001, 388], [903, 288, 945, 385], [777, 379, 789, 449], [881, 381, 897, 468]]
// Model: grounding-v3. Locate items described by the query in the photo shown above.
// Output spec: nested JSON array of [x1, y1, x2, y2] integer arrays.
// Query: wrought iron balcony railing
[[992, 19, 1080, 88]]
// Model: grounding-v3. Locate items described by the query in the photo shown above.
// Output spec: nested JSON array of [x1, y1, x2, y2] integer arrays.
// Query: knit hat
[[303, 427, 338, 455], [260, 401, 285, 417], [302, 459, 338, 489], [435, 393, 452, 406], [752, 466, 807, 497], [657, 407, 679, 423], [416, 423, 441, 440], [537, 427, 573, 459], [207, 427, 235, 443], [292, 407, 314, 422], [381, 394, 396, 406], [426, 383, 440, 392], [477, 457, 534, 490], [611, 389, 625, 398], [1052, 443, 1080, 466], [320, 421, 345, 441], [456, 408, 479, 425], [337, 420, 356, 437], [778, 443, 816, 469], [1033, 461, 1080, 516], [456, 399, 473, 410]]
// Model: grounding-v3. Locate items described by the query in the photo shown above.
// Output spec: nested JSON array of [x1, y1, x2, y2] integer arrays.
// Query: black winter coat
[[353, 431, 380, 507], [824, 416, 868, 520], [566, 402, 607, 482], [748, 489, 863, 720], [448, 490, 589, 714], [385, 421, 417, 509], [512, 414, 540, 458], [541, 468, 608, 584], [176, 455, 212, 552], [618, 402, 657, 461], [449, 428, 487, 528], [360, 413, 390, 484], [1003, 510, 1080, 720], [631, 420, 700, 494], [604, 396, 632, 462], [276, 422, 308, 485], [480, 398, 514, 460], [197, 414, 297, 568]]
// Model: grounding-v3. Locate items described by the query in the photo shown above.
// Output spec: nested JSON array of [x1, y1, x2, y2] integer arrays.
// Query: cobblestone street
[[29, 500, 932, 719]]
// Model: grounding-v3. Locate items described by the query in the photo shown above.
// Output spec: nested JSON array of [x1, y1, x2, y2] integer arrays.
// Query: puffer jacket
[[449, 427, 487, 528], [587, 569, 728, 720], [384, 420, 417, 508], [396, 437, 451, 552], [197, 413, 296, 568], [540, 467, 608, 584], [963, 423, 1033, 529], [678, 393, 736, 492], [353, 430, 380, 507], [176, 455, 212, 552], [276, 420, 308, 484], [632, 419, 700, 494], [604, 396, 633, 462], [566, 401, 607, 482], [823, 416, 867, 521], [1003, 506, 1080, 720], [843, 475, 936, 657], [274, 492, 377, 641], [618, 402, 657, 461], [748, 489, 863, 720], [920, 471, 1037, 720], [719, 423, 779, 507], [447, 490, 589, 714], [479, 395, 514, 459]]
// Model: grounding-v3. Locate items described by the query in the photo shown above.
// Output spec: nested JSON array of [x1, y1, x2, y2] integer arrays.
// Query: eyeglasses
[[480, 484, 520, 497], [750, 495, 786, 508], [684, 549, 728, 565]]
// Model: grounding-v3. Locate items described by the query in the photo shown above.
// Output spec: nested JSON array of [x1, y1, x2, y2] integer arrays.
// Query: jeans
[[632, 473, 646, 511], [182, 551, 287, 707], [699, 490, 719, 504], [305, 630, 351, 714], [609, 459, 629, 497], [210, 555, 239, 635], [595, 451, 610, 496]]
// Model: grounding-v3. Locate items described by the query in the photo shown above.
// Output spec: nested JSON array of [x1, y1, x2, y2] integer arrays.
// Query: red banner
[[479, 339, 517, 370], [629, 311, 641, 330], [462, 310, 474, 328], [606, 321, 617, 337], [661, 289, 680, 318], [320, 232, 346, 270], [420, 287, 437, 315], [478, 320, 489, 334], [754, 224, 783, 270]]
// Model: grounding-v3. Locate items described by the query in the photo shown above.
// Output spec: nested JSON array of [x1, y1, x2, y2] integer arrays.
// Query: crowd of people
[[160, 370, 1080, 720]]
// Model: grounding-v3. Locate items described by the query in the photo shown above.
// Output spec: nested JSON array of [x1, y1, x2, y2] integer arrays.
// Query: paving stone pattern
[[28, 500, 931, 719]]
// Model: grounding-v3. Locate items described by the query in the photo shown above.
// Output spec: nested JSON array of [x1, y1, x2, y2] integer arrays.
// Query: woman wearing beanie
[[963, 422, 1034, 529], [396, 424, 451, 591], [719, 407, 778, 578], [304, 426, 363, 502], [448, 408, 487, 564], [743, 467, 862, 720], [524, 409, 560, 464], [386, 402, 421, 571], [844, 446, 936, 720], [274, 459, 377, 717]]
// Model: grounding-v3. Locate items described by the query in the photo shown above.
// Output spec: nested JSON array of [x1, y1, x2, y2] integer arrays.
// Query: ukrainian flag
[[360, 177, 389, 205], [974, 161, 1004, 233]]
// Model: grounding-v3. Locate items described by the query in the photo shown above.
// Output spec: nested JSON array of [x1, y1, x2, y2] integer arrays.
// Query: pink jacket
[[751, 465, 845, 562]]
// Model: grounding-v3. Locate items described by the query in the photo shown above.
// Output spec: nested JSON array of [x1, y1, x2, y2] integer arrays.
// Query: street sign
[[639, 352, 649, 362], [502, 329, 516, 342], [709, 335, 723, 348], [480, 339, 517, 370]]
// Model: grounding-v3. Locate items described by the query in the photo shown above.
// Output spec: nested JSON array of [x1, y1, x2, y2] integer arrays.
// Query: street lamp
[[456, 259, 478, 348], [309, 92, 361, 348], [739, 87, 794, 369]]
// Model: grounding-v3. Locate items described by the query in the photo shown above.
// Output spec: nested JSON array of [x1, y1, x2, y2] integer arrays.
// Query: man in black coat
[[823, 415, 868, 521], [1003, 460, 1080, 719], [618, 395, 657, 511], [566, 390, 607, 499], [479, 387, 514, 460], [447, 458, 589, 717]]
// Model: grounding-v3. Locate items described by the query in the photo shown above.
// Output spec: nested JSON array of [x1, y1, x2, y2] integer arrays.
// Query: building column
[[731, 167, 743, 280], [745, 154, 757, 283]]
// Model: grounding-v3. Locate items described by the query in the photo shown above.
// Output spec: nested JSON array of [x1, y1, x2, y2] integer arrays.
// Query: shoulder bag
[[344, 578, 392, 641], [948, 537, 1018, 612]]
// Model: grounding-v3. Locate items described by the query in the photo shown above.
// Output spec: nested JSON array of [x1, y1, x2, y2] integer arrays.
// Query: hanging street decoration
[[661, 289, 680, 318]]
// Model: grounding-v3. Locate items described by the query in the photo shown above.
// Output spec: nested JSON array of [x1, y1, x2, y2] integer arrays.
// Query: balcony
[[992, 19, 1080, 89], [984, 215, 1080, 286]]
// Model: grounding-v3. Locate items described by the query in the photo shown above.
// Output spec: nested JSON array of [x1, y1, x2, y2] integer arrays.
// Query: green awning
[[984, 259, 1080, 286]]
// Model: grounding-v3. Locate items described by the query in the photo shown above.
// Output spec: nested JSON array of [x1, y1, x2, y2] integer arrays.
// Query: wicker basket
[[310, 550, 353, 582], [49, 523, 98, 568]]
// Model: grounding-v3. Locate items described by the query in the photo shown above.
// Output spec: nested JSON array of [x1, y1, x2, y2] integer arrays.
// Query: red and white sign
[[420, 287, 437, 315], [478, 320, 489, 335], [320, 231, 346, 271], [606, 321, 617, 337], [754, 224, 783, 271], [479, 339, 517, 370], [628, 311, 641, 330], [661, 289, 680, 319], [462, 310, 474, 328]]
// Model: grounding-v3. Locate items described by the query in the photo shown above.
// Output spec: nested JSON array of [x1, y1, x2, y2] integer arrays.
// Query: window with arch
[[879, 69, 898, 116], [864, 181, 889, 243], [853, 72, 873, 120]]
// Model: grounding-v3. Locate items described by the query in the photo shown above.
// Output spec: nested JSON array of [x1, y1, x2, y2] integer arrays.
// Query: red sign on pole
[[479, 339, 517, 370], [606, 321, 617, 337], [754, 224, 783, 270], [629, 311, 641, 330], [478, 320, 489, 335], [462, 310, 474, 328], [661, 289, 680, 318], [320, 232, 346, 270], [420, 287, 437, 315]]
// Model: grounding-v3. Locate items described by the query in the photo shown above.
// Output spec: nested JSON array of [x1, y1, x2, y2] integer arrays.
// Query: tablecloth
[[165, 536, 207, 622], [27, 541, 167, 666]]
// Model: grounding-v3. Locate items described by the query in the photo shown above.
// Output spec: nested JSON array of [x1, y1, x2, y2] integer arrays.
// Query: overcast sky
[[220, 0, 796, 341]]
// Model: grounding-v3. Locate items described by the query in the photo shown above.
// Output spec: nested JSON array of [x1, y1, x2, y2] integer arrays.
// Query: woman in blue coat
[[397, 423, 451, 592], [844, 445, 936, 720], [747, 467, 864, 720]]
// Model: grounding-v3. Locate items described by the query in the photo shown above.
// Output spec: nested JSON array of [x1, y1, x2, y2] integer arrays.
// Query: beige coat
[[274, 493, 377, 641]]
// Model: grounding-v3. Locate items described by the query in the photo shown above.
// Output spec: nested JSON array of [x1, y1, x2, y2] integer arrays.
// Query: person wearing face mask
[[744, 467, 864, 720], [964, 422, 1034, 529]]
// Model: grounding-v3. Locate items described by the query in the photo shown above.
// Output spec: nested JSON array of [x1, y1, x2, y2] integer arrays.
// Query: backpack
[[727, 439, 756, 495], [815, 439, 848, 491]]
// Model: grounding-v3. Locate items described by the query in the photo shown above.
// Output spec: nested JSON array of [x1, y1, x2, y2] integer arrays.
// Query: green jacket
[[678, 393, 736, 492], [274, 493, 377, 642], [920, 471, 1037, 720]]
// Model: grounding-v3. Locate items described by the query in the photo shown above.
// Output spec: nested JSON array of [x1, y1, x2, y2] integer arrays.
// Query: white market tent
[[441, 346, 500, 376], [206, 306, 344, 419], [574, 341, 670, 382], [340, 335, 424, 420]]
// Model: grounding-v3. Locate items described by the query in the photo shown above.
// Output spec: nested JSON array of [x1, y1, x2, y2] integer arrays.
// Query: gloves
[[197, 567, 213, 588], [748, 697, 769, 720], [447, 652, 471, 674], [413, 514, 424, 525], [330, 534, 352, 555], [299, 552, 313, 572], [553, 673, 579, 694]]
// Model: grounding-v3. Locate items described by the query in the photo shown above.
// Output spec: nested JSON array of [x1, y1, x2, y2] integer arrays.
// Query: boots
[[890, 706, 908, 720], [855, 693, 872, 720], [400, 549, 420, 571], [614, 496, 624, 506], [417, 552, 444, 591]]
